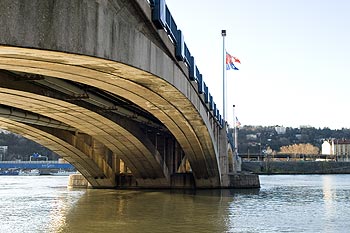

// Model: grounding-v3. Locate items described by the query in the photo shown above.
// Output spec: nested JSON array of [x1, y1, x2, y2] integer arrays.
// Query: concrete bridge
[[0, 0, 244, 188]]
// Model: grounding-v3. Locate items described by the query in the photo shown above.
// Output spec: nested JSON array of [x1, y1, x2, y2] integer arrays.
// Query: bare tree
[[280, 143, 319, 155]]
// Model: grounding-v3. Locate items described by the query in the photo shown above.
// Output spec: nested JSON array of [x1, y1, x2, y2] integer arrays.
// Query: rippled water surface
[[1, 175, 350, 233]]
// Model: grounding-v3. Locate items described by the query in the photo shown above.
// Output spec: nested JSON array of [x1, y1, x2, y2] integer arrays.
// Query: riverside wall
[[242, 161, 350, 174], [229, 173, 260, 189]]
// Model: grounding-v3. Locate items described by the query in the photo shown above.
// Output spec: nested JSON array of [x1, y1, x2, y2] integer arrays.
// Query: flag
[[235, 117, 241, 128], [226, 52, 240, 70]]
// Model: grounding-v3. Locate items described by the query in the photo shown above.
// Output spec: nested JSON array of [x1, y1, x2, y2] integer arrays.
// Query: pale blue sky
[[166, 0, 350, 129]]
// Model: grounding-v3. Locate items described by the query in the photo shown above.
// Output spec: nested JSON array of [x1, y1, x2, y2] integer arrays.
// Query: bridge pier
[[228, 173, 261, 189], [68, 174, 89, 189], [69, 173, 260, 189]]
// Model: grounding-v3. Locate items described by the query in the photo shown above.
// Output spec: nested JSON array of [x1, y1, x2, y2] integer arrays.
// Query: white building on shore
[[322, 139, 350, 161]]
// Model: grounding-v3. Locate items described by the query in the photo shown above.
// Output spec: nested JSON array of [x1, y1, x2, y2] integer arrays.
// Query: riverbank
[[242, 161, 350, 174]]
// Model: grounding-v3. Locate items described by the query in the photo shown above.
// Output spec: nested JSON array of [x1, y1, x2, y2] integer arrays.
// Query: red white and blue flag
[[226, 52, 240, 70], [235, 117, 241, 128]]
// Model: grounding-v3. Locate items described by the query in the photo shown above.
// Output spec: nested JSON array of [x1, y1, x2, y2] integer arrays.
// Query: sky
[[165, 0, 350, 129]]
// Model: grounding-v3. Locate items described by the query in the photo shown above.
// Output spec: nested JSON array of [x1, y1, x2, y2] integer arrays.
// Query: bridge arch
[[0, 88, 172, 187], [0, 0, 227, 187], [0, 49, 221, 187]]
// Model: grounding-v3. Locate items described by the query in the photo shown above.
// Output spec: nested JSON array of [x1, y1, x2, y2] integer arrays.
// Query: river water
[[1, 175, 350, 233]]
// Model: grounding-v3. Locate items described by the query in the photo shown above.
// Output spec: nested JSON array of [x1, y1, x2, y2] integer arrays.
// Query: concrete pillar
[[67, 174, 89, 189], [90, 138, 117, 187], [112, 153, 120, 174], [218, 124, 231, 187]]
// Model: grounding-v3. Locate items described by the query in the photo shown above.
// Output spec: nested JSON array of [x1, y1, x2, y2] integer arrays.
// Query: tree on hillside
[[0, 131, 59, 161], [279, 143, 319, 155]]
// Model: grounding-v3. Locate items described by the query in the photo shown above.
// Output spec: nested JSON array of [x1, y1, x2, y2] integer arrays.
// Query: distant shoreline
[[242, 161, 350, 175]]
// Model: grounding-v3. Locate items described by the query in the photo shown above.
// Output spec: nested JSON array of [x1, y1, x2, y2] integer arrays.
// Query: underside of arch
[[0, 88, 171, 187], [0, 117, 115, 187], [0, 47, 221, 187]]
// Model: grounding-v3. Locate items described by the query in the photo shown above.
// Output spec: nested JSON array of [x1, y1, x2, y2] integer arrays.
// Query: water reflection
[[322, 175, 336, 232], [56, 189, 259, 233], [170, 188, 260, 197], [3, 175, 350, 233], [46, 190, 84, 233], [0, 176, 84, 233]]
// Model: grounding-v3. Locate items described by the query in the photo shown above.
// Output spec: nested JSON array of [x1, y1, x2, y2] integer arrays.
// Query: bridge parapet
[[148, 0, 224, 128]]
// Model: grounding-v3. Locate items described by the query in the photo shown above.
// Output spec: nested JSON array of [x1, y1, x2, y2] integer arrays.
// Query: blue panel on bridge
[[165, 5, 177, 43], [209, 94, 214, 110], [189, 56, 197, 81], [184, 43, 191, 66], [152, 0, 166, 29], [175, 30, 185, 61], [198, 73, 204, 94], [204, 83, 209, 103], [0, 162, 75, 169]]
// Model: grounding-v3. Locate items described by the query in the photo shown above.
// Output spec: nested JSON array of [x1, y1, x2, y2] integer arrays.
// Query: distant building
[[246, 134, 257, 140], [321, 140, 334, 155], [300, 125, 313, 129], [0, 146, 8, 161], [275, 126, 286, 135], [322, 139, 350, 161], [334, 139, 350, 161]]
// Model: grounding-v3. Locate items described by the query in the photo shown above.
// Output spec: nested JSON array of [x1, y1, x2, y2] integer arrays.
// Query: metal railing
[[149, 0, 224, 128]]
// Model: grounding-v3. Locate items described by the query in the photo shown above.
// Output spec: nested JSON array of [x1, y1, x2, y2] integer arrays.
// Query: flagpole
[[222, 30, 226, 121], [233, 104, 238, 156]]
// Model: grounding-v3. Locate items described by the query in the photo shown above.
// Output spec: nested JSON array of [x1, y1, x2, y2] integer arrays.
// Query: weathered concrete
[[229, 173, 260, 189], [171, 173, 195, 189], [68, 174, 89, 189]]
